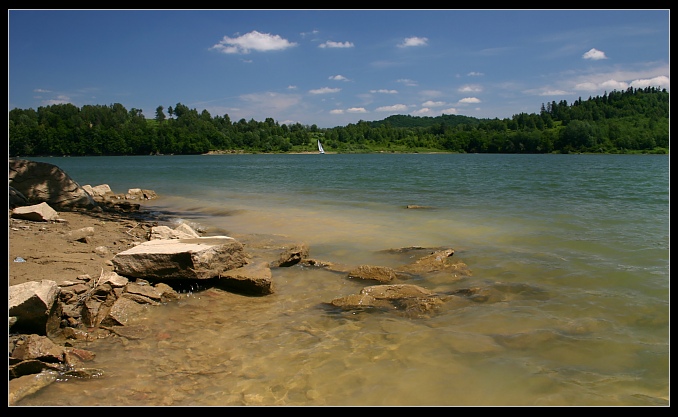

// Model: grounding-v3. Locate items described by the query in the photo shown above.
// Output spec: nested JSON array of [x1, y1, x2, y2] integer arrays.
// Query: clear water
[[15, 153, 669, 406]]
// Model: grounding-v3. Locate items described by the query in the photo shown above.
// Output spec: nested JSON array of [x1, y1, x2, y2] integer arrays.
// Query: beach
[[9, 208, 159, 288]]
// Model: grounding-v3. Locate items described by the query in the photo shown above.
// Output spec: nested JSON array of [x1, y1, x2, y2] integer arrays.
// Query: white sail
[[318, 140, 325, 154]]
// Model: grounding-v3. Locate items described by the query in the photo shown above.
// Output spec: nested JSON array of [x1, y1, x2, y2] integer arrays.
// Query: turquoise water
[[17, 154, 669, 406]]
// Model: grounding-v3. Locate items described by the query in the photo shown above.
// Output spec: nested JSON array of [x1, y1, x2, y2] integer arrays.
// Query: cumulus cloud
[[631, 75, 669, 90], [329, 75, 350, 81], [347, 107, 368, 113], [376, 104, 409, 112], [600, 79, 629, 90], [582, 48, 607, 60], [330, 109, 345, 114], [441, 107, 458, 114], [573, 75, 669, 93], [458, 97, 481, 104], [411, 108, 432, 115], [319, 40, 354, 48], [467, 72, 484, 77], [309, 87, 341, 95], [398, 36, 428, 48], [422, 100, 446, 107], [210, 31, 297, 54]]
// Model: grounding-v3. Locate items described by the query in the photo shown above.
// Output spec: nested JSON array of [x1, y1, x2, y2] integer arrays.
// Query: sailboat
[[318, 140, 325, 154]]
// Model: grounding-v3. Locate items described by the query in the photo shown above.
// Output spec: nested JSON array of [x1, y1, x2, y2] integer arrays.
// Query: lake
[[15, 153, 669, 406]]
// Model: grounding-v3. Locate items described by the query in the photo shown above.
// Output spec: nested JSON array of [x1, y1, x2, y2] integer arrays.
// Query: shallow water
[[14, 153, 669, 406]]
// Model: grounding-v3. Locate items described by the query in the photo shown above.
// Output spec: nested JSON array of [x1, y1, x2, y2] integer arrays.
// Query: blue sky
[[9, 9, 670, 128]]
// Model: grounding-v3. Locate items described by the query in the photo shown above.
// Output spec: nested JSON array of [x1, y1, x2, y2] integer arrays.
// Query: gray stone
[[11, 202, 59, 222], [111, 236, 250, 280]]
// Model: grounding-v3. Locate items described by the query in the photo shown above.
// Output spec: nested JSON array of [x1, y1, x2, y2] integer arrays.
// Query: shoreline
[[9, 207, 174, 288]]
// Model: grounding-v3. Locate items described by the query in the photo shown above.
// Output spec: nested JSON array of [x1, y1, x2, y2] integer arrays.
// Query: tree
[[155, 106, 166, 123]]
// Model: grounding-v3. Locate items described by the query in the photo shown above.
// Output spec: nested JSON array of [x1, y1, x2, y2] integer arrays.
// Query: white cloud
[[441, 107, 458, 115], [370, 89, 398, 94], [376, 104, 409, 112], [319, 40, 354, 48], [467, 72, 484, 77], [330, 109, 344, 114], [42, 95, 71, 106], [458, 97, 481, 104], [422, 100, 446, 107], [411, 108, 432, 115], [309, 87, 341, 95], [329, 75, 350, 81], [458, 84, 483, 93], [398, 36, 428, 48], [631, 75, 669, 90], [573, 82, 599, 91], [33, 88, 51, 93], [347, 107, 368, 113], [538, 89, 570, 96], [600, 79, 629, 90], [582, 48, 607, 60], [210, 31, 297, 54]]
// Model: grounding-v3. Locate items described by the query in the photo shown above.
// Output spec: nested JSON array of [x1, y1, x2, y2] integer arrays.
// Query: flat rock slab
[[112, 236, 250, 280]]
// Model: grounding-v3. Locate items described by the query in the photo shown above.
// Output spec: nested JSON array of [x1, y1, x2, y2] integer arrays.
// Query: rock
[[8, 370, 59, 405], [111, 236, 250, 280], [9, 158, 97, 209], [100, 297, 150, 326], [217, 261, 274, 295], [11, 202, 59, 222], [127, 188, 157, 200], [274, 243, 309, 267], [82, 184, 113, 199], [10, 334, 65, 363], [395, 248, 471, 277], [329, 283, 447, 317], [347, 265, 397, 283], [150, 223, 201, 240], [66, 226, 96, 242], [9, 186, 29, 208], [9, 280, 62, 336]]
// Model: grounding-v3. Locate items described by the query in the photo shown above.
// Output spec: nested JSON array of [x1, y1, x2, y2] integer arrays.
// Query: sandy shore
[[8, 208, 161, 288]]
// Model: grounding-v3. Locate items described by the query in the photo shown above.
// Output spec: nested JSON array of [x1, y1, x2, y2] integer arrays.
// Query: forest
[[8, 86, 669, 156]]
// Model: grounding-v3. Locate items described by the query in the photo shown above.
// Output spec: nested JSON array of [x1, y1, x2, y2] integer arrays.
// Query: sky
[[8, 9, 670, 129]]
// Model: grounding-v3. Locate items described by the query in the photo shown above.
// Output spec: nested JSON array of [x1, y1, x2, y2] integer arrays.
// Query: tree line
[[9, 86, 669, 157]]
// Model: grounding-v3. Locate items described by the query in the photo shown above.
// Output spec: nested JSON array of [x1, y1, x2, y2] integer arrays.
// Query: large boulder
[[9, 159, 97, 210], [111, 236, 251, 280]]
